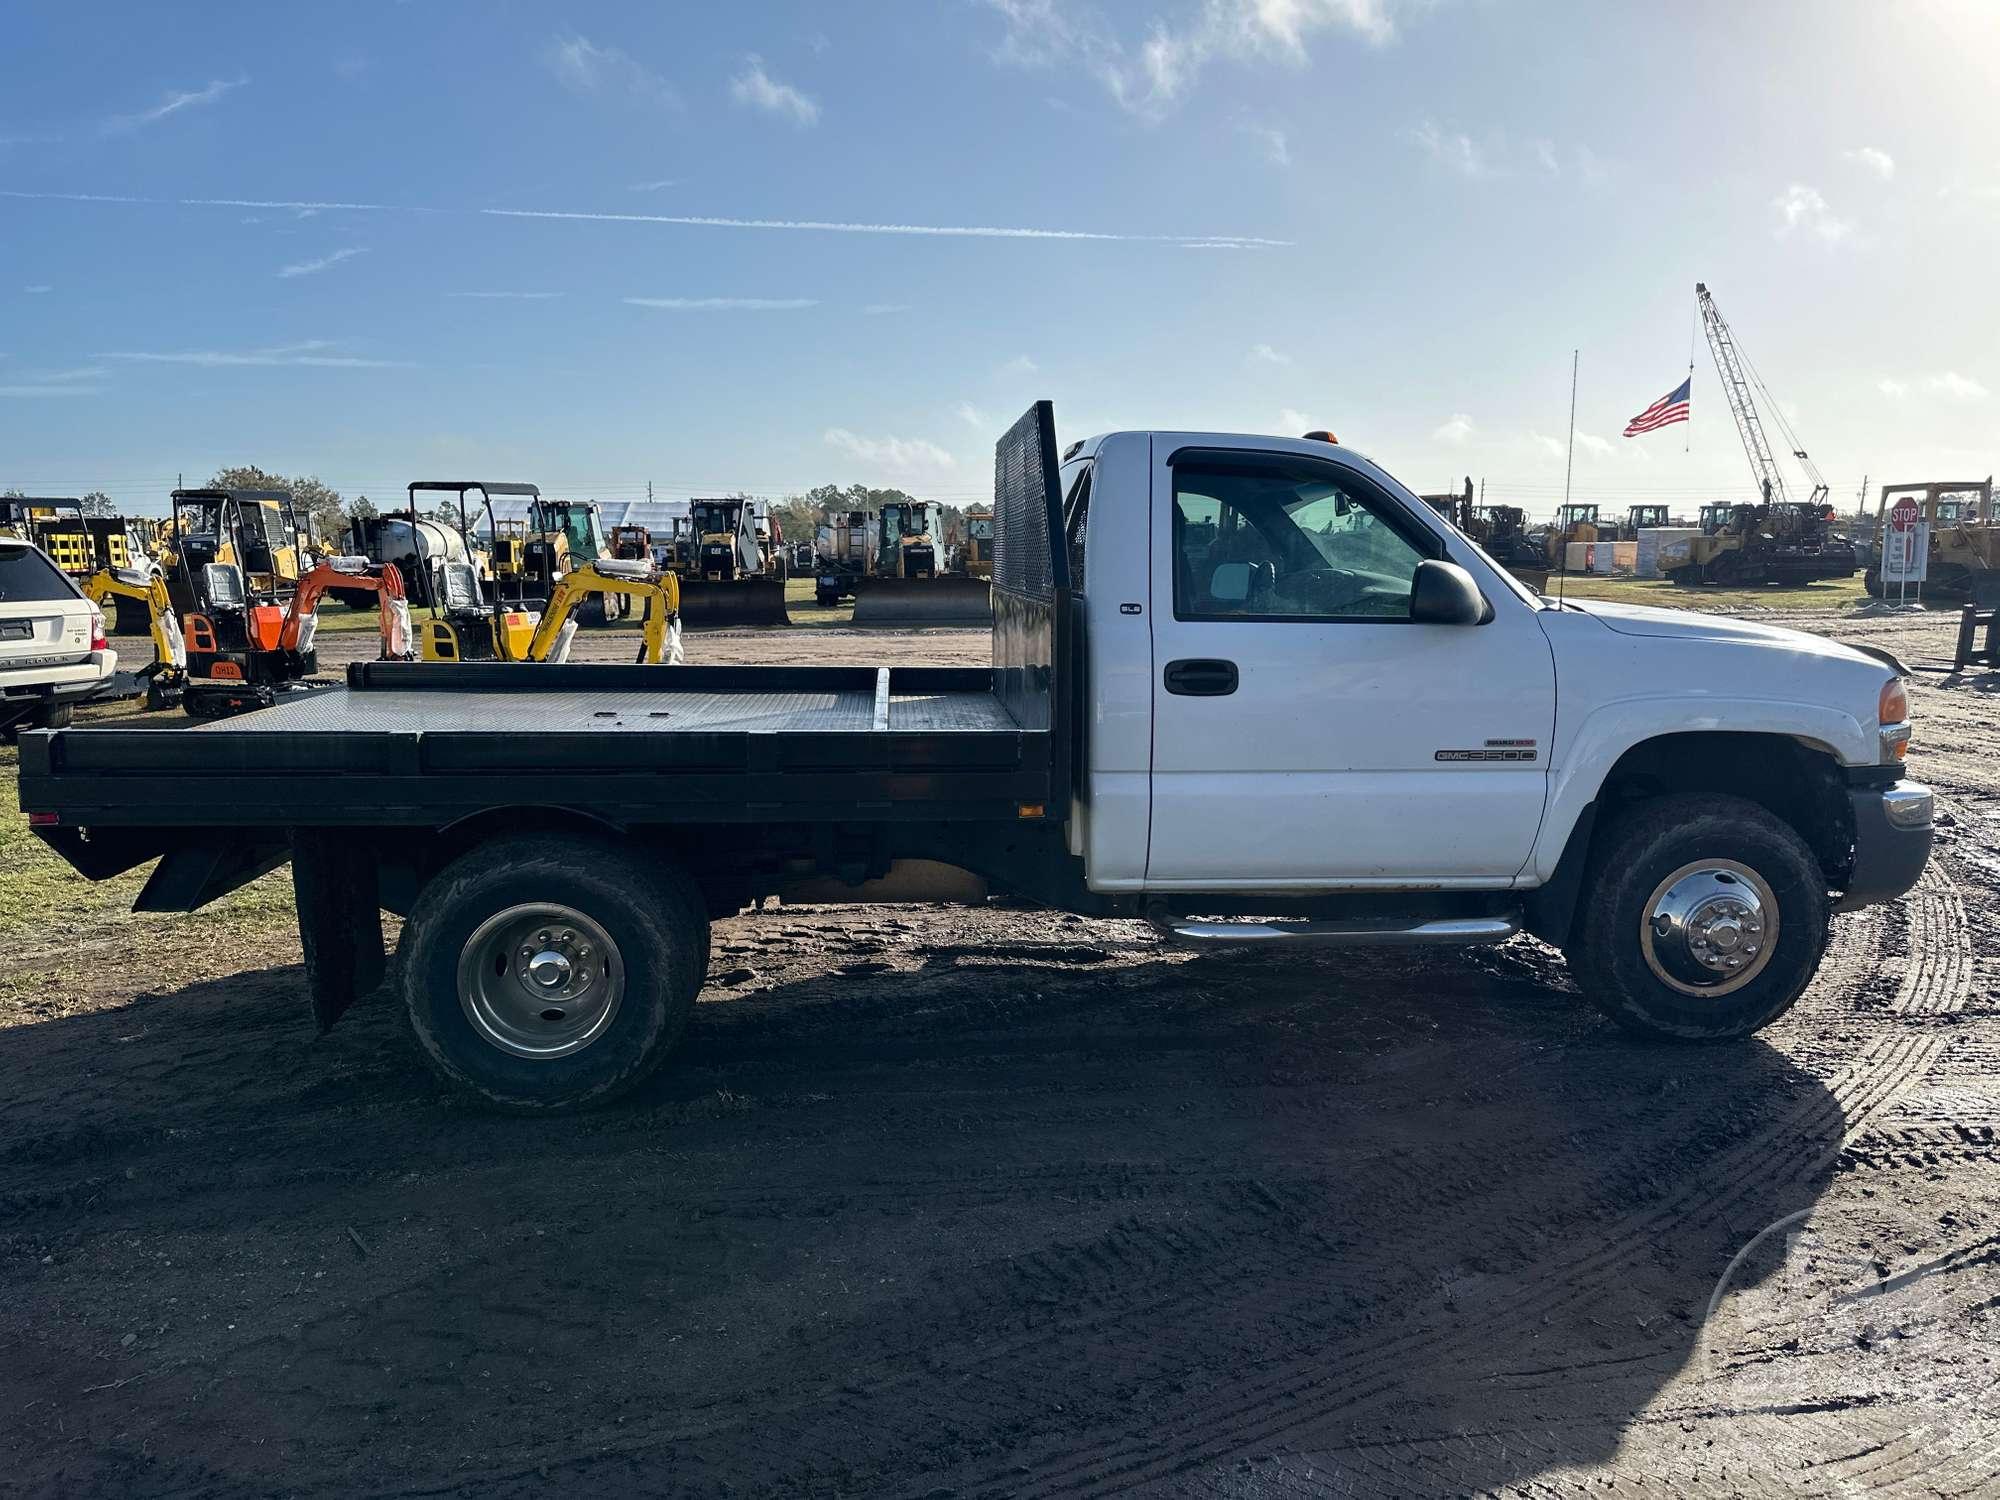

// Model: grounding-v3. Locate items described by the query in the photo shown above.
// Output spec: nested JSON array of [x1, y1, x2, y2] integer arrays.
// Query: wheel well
[[1526, 731, 1853, 949], [1596, 731, 1851, 879]]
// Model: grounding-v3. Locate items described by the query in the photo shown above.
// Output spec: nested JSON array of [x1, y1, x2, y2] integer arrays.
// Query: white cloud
[[99, 340, 406, 369], [1407, 119, 1489, 177], [1772, 183, 1851, 243], [823, 427, 957, 479], [1574, 432, 1614, 457], [481, 205, 1282, 247], [102, 77, 246, 134], [628, 178, 680, 192], [545, 35, 680, 108], [1844, 146, 1895, 181], [985, 0, 1409, 118], [1877, 378, 1909, 399], [447, 291, 565, 300], [278, 246, 366, 279], [955, 401, 990, 428], [23, 284, 51, 294], [28, 365, 105, 383], [1279, 408, 1315, 433], [624, 296, 817, 310], [1925, 370, 1989, 401], [996, 353, 1039, 378], [1433, 413, 1474, 445], [1530, 431, 1567, 460], [1242, 123, 1290, 166], [1248, 342, 1291, 366], [730, 55, 820, 126], [862, 302, 912, 315], [1533, 139, 1559, 175], [0, 384, 98, 398]]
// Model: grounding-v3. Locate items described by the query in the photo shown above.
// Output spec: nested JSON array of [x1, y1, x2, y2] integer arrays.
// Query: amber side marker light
[[1017, 802, 1047, 820], [1879, 679, 1911, 762]]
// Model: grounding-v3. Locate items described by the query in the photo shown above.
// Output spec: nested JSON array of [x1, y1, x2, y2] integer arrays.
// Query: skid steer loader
[[677, 497, 791, 628], [851, 500, 992, 626]]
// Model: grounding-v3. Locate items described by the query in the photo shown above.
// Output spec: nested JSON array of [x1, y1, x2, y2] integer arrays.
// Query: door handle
[[1163, 658, 1238, 696]]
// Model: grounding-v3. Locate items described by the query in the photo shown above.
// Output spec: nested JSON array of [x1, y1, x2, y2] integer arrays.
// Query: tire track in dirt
[[995, 863, 1974, 1497]]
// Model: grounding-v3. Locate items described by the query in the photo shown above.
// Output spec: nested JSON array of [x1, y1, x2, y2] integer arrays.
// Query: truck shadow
[[0, 933, 1848, 1497]]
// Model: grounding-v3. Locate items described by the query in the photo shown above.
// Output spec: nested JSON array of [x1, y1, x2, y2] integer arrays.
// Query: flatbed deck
[[20, 662, 1055, 830]]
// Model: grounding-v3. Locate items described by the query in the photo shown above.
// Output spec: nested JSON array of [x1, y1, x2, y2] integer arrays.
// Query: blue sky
[[3, 0, 1996, 517]]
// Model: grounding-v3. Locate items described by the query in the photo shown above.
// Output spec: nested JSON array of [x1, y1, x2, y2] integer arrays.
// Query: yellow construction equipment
[[82, 567, 186, 709], [1543, 503, 1601, 567], [678, 497, 791, 627], [960, 505, 995, 580], [1865, 479, 2000, 605], [851, 500, 992, 626], [421, 559, 681, 664]]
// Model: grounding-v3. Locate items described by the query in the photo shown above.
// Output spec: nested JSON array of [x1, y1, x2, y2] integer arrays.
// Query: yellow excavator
[[81, 567, 186, 709], [419, 557, 682, 664]]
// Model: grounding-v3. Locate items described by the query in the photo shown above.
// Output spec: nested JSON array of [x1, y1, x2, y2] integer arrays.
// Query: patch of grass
[[0, 739, 298, 1017], [1546, 574, 1871, 613]]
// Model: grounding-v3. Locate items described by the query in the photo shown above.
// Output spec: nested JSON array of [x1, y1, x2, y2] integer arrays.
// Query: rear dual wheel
[[399, 836, 711, 1111]]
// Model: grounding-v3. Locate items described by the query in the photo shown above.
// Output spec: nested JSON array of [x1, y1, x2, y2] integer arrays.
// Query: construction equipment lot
[[3, 603, 1997, 1496]]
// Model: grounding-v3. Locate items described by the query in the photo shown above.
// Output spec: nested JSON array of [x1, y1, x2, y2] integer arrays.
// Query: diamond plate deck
[[199, 685, 1017, 735]]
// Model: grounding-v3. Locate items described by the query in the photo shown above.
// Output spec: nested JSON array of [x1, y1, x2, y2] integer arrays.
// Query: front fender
[[1528, 696, 1871, 883]]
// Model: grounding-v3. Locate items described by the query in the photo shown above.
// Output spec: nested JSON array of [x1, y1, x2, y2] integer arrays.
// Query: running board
[[1156, 915, 1520, 946]]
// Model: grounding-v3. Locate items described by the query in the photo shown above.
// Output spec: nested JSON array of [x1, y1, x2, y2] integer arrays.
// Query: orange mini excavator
[[282, 556, 413, 666]]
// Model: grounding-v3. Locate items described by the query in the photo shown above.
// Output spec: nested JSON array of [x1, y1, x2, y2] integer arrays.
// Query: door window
[[1172, 460, 1430, 620]]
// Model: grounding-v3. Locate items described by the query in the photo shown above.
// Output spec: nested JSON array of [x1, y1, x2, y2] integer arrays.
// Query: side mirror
[[1409, 559, 1486, 625]]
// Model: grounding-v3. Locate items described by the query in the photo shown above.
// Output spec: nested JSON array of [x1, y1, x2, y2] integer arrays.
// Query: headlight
[[1879, 678, 1910, 762]]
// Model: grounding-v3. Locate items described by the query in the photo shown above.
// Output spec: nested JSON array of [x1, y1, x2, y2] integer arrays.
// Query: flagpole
[[1558, 349, 1578, 604], [1562, 348, 1578, 513]]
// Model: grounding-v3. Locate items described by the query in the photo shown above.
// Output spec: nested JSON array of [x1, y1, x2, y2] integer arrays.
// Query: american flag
[[1623, 376, 1691, 436]]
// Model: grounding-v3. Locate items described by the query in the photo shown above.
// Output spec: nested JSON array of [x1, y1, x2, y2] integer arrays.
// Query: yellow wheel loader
[[1864, 479, 1999, 605]]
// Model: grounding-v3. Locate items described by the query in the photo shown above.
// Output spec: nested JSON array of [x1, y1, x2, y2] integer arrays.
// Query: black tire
[[31, 702, 73, 731], [1863, 567, 1883, 599], [1564, 794, 1828, 1042], [397, 835, 710, 1112]]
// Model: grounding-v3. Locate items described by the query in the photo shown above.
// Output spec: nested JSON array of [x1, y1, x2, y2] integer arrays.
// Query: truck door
[[1145, 445, 1556, 889]]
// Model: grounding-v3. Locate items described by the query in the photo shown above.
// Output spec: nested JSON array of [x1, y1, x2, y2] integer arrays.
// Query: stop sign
[[1889, 497, 1920, 532]]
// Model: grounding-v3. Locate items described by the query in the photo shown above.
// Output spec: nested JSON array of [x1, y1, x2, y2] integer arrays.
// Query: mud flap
[[292, 830, 387, 1032]]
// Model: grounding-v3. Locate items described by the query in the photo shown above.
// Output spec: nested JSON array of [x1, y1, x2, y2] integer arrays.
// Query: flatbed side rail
[[342, 661, 997, 696]]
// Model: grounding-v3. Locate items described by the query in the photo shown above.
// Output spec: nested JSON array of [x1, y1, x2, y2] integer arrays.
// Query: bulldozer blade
[[850, 576, 993, 627], [676, 577, 792, 629]]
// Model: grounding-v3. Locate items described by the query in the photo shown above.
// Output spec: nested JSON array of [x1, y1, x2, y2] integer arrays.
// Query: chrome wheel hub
[[457, 903, 624, 1059], [1640, 860, 1780, 997]]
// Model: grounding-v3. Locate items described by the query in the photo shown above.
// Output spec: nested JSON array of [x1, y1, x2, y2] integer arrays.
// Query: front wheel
[[1565, 794, 1829, 1041], [398, 835, 711, 1111]]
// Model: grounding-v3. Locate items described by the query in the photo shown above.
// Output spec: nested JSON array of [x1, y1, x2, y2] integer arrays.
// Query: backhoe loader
[[852, 499, 992, 626], [677, 497, 791, 627]]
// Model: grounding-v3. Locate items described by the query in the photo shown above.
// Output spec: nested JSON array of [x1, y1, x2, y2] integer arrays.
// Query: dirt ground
[[3, 607, 1998, 1497]]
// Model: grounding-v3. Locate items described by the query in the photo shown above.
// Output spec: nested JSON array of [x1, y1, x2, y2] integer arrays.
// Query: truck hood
[[1562, 598, 1891, 667]]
